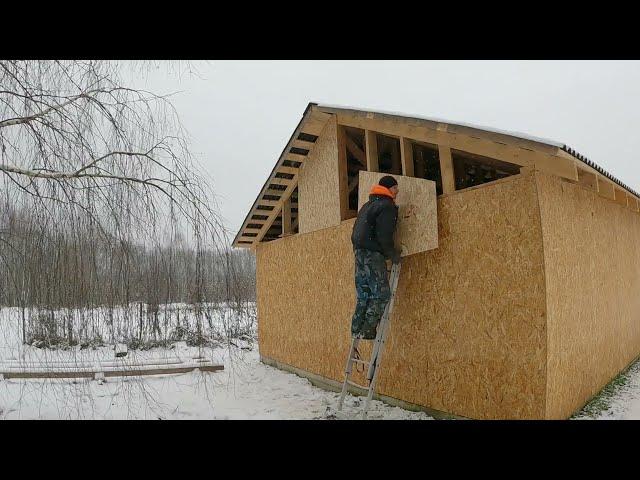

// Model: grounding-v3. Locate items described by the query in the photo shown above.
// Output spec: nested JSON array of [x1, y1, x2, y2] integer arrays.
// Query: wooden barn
[[232, 103, 640, 419]]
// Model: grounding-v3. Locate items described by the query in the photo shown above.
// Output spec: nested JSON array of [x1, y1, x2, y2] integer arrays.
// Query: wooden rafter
[[282, 197, 292, 235], [338, 125, 350, 221], [400, 137, 414, 177], [365, 130, 378, 172], [345, 135, 366, 166], [438, 145, 455, 194], [232, 104, 331, 248]]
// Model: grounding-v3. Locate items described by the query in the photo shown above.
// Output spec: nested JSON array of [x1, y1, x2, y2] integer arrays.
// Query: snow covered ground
[[0, 307, 431, 420], [4, 304, 639, 420]]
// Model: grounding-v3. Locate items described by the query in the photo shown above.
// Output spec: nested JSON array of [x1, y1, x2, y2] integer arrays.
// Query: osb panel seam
[[530, 171, 549, 419]]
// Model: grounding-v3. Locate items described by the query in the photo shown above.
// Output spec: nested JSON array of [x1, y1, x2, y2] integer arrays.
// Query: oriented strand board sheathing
[[536, 172, 640, 419], [297, 116, 341, 234], [257, 172, 547, 419], [256, 221, 359, 388], [357, 172, 438, 257]]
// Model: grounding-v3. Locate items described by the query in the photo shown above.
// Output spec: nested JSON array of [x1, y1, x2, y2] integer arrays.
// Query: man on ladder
[[336, 175, 402, 419], [350, 175, 401, 340]]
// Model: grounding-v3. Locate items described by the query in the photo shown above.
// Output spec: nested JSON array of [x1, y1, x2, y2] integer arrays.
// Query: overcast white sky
[[132, 60, 640, 234]]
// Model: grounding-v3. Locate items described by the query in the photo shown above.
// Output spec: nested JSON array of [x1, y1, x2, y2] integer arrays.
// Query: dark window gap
[[297, 132, 318, 142], [344, 127, 366, 216], [451, 149, 520, 191], [413, 142, 443, 196], [377, 134, 402, 175], [282, 160, 302, 168], [290, 147, 309, 156], [275, 172, 295, 180]]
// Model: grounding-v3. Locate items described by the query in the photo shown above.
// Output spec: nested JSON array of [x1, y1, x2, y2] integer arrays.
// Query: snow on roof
[[316, 103, 639, 197], [316, 103, 566, 149]]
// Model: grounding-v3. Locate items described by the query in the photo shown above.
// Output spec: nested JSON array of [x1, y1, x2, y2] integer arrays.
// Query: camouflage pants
[[351, 249, 391, 338]]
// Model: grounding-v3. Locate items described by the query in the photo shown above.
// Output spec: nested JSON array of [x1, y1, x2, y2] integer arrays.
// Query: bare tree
[[0, 60, 235, 342], [0, 60, 261, 420], [0, 60, 224, 238]]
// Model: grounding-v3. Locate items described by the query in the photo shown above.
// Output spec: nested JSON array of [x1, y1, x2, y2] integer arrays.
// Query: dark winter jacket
[[351, 194, 399, 260]]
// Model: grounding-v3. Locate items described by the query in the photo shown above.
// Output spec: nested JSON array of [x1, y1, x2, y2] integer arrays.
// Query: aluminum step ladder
[[336, 260, 402, 420]]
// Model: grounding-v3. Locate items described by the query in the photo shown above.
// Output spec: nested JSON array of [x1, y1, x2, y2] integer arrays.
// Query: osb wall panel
[[297, 116, 341, 234], [358, 171, 438, 257], [256, 221, 357, 390], [536, 172, 640, 419], [257, 172, 547, 419]]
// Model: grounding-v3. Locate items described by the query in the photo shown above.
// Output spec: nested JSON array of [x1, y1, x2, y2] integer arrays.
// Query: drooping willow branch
[[0, 60, 237, 313]]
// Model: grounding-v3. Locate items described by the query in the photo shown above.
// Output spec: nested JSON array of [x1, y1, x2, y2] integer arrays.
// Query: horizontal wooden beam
[[292, 139, 315, 150], [319, 105, 561, 155], [284, 153, 308, 163], [258, 199, 281, 207], [0, 362, 223, 379], [277, 166, 301, 175], [265, 187, 287, 196], [337, 113, 581, 182], [268, 177, 294, 186]]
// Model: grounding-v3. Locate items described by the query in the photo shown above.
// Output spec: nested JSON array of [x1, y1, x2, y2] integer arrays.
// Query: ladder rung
[[346, 380, 370, 390]]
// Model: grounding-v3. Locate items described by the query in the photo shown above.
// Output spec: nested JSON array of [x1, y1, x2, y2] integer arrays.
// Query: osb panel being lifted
[[536, 172, 640, 419], [297, 116, 341, 234], [357, 171, 438, 257], [257, 171, 547, 419]]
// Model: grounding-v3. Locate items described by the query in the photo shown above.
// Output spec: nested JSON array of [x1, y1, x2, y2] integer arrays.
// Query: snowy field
[[0, 306, 431, 420], [3, 304, 639, 420]]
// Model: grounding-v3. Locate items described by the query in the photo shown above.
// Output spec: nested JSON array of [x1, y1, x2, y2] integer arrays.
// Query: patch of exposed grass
[[572, 358, 640, 419]]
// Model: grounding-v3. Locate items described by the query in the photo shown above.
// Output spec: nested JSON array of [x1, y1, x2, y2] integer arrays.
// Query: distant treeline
[[0, 204, 256, 310]]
